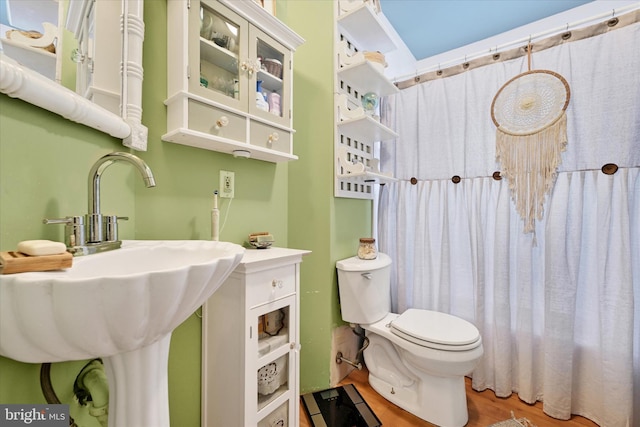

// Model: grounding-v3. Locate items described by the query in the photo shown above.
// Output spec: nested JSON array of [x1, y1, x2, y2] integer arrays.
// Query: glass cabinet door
[[249, 26, 292, 127], [254, 297, 296, 426], [191, 0, 248, 110], [257, 304, 290, 408]]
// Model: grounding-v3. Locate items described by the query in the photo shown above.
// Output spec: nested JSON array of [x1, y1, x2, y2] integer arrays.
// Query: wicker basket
[[263, 58, 283, 79]]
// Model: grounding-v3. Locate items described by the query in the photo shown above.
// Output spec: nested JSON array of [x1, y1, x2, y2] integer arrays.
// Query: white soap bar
[[17, 240, 66, 256]]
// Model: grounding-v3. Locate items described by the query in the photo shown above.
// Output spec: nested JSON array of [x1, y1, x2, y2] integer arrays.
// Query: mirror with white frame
[[0, 0, 147, 150]]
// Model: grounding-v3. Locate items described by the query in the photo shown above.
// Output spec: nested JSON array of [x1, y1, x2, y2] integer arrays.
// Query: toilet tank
[[336, 253, 392, 325]]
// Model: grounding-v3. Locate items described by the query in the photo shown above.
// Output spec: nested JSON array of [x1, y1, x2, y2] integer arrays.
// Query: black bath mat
[[301, 384, 382, 427]]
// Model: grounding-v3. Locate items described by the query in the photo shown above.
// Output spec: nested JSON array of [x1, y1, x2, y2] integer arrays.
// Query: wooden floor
[[300, 368, 599, 427]]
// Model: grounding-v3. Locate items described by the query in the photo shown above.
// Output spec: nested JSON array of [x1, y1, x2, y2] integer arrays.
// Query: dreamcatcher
[[491, 44, 571, 235]]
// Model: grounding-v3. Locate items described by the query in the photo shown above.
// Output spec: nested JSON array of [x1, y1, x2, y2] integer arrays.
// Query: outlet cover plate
[[220, 170, 234, 198]]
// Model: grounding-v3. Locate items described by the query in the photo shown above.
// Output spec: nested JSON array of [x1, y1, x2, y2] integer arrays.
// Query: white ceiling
[[378, 0, 595, 61], [377, 0, 638, 79]]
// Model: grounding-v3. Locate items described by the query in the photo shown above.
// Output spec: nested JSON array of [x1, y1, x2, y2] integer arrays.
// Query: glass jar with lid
[[357, 238, 377, 260]]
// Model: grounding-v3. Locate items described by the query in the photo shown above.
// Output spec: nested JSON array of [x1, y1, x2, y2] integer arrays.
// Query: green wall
[[0, 1, 371, 425], [281, 1, 372, 394]]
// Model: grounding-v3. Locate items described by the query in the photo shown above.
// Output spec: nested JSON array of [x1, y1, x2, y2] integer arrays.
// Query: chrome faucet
[[44, 152, 156, 256], [87, 152, 156, 243]]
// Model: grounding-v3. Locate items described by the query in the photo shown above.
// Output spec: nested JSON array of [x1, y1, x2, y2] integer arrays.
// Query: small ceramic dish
[[247, 240, 273, 249]]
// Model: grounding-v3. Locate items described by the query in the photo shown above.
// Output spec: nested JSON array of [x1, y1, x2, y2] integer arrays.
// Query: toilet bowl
[[336, 253, 484, 427]]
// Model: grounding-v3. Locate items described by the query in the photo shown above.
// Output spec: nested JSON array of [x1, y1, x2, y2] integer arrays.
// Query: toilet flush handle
[[361, 272, 372, 280]]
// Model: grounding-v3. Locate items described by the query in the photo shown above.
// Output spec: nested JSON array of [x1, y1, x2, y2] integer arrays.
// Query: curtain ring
[[601, 163, 618, 175], [410, 177, 418, 185], [451, 175, 461, 184], [492, 171, 502, 180], [562, 32, 572, 40], [607, 17, 619, 27]]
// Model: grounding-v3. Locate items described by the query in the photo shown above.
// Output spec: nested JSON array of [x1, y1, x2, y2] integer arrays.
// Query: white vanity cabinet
[[334, 1, 399, 199], [164, 0, 304, 162], [202, 247, 310, 427]]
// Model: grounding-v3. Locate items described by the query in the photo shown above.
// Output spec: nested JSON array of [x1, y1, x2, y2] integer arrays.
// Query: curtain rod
[[396, 3, 640, 81]]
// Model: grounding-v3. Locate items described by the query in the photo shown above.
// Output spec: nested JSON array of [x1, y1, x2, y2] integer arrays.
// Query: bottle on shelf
[[256, 80, 269, 111]]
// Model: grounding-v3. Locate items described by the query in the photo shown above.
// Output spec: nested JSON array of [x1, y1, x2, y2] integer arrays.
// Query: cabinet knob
[[241, 61, 256, 76], [290, 342, 301, 351], [70, 48, 85, 63], [272, 279, 283, 289], [214, 116, 229, 130], [267, 132, 279, 146]]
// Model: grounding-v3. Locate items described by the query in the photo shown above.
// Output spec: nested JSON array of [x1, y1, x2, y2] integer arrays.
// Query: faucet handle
[[104, 216, 129, 242], [43, 216, 86, 247], [43, 217, 78, 225]]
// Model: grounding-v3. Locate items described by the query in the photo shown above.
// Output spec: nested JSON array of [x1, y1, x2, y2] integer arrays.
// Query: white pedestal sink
[[0, 240, 244, 427]]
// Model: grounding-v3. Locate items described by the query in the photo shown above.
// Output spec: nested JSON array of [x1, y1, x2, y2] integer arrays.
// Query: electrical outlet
[[220, 170, 235, 198]]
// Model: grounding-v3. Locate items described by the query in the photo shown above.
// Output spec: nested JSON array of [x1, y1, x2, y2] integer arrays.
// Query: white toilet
[[336, 253, 484, 427]]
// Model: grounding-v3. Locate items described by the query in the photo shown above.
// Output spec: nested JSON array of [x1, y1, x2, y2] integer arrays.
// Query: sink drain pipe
[[336, 324, 369, 370], [74, 359, 109, 427], [40, 359, 110, 427]]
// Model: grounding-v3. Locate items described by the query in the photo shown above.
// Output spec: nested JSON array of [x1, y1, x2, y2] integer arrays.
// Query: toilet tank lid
[[336, 253, 391, 271]]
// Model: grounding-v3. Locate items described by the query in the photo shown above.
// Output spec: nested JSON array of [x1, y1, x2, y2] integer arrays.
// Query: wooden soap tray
[[0, 251, 73, 274]]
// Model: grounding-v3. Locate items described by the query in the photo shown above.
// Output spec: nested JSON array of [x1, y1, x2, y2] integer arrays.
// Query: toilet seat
[[390, 309, 481, 351]]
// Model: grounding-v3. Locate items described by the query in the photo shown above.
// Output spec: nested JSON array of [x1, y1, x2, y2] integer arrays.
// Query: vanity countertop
[[233, 247, 311, 273]]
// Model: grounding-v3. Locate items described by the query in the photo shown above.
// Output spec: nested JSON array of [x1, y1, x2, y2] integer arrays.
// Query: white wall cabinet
[[334, 1, 399, 199], [202, 247, 310, 427], [164, 0, 304, 162]]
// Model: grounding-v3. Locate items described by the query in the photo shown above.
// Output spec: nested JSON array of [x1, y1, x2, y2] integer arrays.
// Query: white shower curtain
[[378, 18, 640, 427]]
